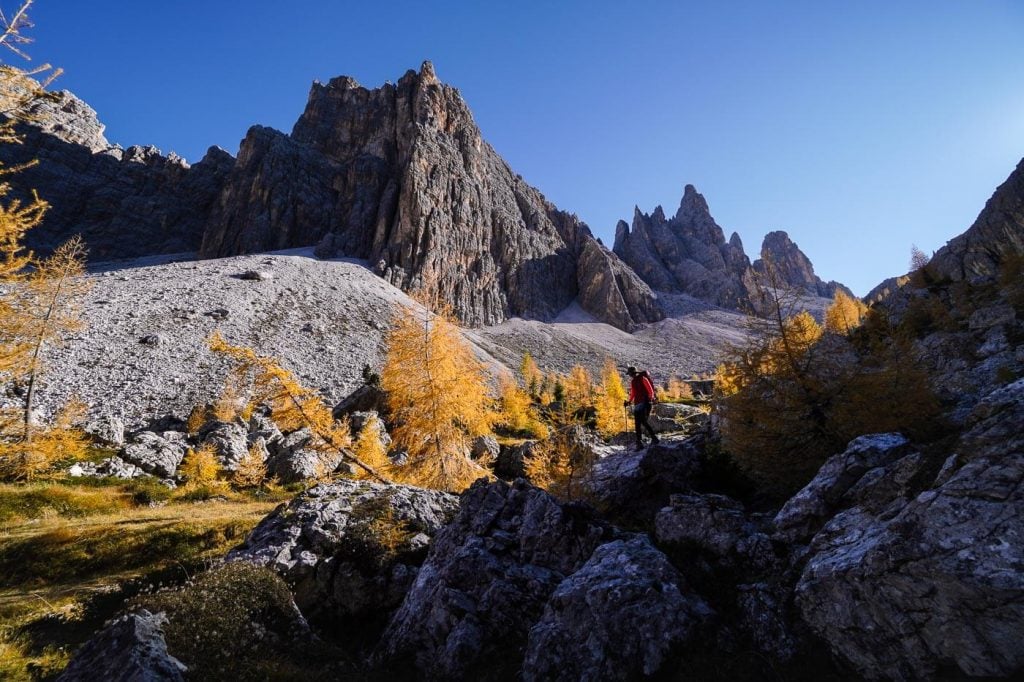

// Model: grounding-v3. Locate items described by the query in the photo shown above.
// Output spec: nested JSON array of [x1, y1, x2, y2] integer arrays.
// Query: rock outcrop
[[57, 610, 187, 682], [373, 478, 614, 679], [754, 230, 852, 299], [928, 157, 1024, 282], [613, 185, 755, 310], [1, 90, 233, 260], [200, 63, 661, 330], [228, 480, 458, 640], [794, 380, 1024, 680]]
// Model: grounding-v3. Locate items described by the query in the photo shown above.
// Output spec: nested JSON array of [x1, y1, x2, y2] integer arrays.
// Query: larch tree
[[380, 299, 492, 492], [520, 352, 542, 397], [208, 332, 386, 483], [824, 290, 868, 335], [563, 364, 594, 415], [594, 357, 627, 437]]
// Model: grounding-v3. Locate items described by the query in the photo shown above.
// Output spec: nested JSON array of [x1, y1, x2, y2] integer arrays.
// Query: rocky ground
[[15, 248, 749, 429]]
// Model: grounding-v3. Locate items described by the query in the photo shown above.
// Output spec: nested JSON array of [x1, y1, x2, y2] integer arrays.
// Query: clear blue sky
[[24, 1, 1024, 296]]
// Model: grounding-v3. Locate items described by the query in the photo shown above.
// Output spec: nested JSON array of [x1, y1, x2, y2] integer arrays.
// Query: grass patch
[[0, 489, 282, 681]]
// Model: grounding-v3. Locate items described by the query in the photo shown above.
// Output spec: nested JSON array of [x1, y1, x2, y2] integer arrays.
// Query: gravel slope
[[17, 250, 749, 428]]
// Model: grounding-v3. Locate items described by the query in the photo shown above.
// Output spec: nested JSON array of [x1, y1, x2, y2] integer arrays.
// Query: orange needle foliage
[[381, 300, 492, 492]]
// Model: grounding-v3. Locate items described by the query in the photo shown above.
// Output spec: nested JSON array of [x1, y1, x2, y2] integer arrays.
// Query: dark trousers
[[633, 402, 657, 444]]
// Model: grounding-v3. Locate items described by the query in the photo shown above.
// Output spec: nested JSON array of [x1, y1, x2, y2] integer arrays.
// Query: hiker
[[624, 366, 659, 450]]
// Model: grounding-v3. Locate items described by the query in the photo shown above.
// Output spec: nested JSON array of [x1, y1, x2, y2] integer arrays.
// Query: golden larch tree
[[824, 290, 868, 335], [520, 352, 542, 396], [563, 364, 594, 415], [208, 332, 385, 482], [381, 300, 492, 492], [594, 357, 627, 437]]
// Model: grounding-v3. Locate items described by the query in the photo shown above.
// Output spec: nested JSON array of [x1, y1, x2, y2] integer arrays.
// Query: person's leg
[[640, 403, 658, 443], [633, 408, 643, 448]]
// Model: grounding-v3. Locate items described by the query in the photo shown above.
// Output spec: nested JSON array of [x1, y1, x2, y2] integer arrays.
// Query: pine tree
[[208, 332, 385, 482], [594, 357, 627, 437], [380, 300, 492, 492]]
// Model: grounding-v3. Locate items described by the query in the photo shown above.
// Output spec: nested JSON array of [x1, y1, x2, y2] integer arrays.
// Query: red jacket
[[629, 374, 655, 404]]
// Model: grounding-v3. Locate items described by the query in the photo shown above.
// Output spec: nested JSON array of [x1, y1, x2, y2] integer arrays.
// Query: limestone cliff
[[754, 230, 853, 299]]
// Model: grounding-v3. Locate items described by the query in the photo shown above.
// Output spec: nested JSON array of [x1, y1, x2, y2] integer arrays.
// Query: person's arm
[[643, 377, 656, 402], [627, 380, 636, 404]]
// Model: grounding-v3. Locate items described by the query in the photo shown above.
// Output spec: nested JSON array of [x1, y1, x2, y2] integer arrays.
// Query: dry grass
[[0, 482, 282, 680]]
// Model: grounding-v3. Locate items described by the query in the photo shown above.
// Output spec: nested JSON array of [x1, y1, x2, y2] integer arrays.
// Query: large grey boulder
[[773, 433, 915, 543], [795, 380, 1024, 680], [373, 479, 613, 679], [69, 456, 147, 480], [121, 431, 187, 479], [265, 428, 338, 483], [57, 609, 186, 681], [83, 415, 126, 447], [198, 420, 250, 469], [522, 535, 713, 682], [656, 492, 776, 572], [228, 480, 457, 638], [648, 402, 708, 433]]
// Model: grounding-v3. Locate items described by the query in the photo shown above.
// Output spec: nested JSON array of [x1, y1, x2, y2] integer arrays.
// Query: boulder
[[68, 456, 147, 480], [649, 402, 709, 433], [57, 609, 186, 681], [735, 583, 798, 662], [655, 492, 776, 572], [373, 479, 613, 679], [247, 410, 283, 448], [266, 428, 339, 483], [795, 380, 1024, 680], [772, 433, 914, 543], [495, 439, 538, 479], [198, 420, 250, 470], [83, 415, 125, 447], [470, 435, 500, 463], [332, 384, 388, 420], [522, 535, 713, 681], [228, 480, 457, 642], [121, 431, 187, 478]]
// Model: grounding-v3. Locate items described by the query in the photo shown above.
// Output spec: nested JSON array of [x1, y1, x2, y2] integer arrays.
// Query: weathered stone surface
[[332, 384, 388, 421], [929, 157, 1024, 282], [522, 535, 713, 682], [648, 401, 708, 433], [656, 492, 776, 571], [795, 380, 1024, 680], [228, 480, 457, 639], [265, 428, 338, 483], [773, 433, 914, 543], [68, 455, 148, 480], [470, 434, 499, 462], [200, 63, 659, 330], [83, 414, 125, 447], [495, 439, 537, 479], [373, 479, 612, 679], [1, 90, 233, 260], [754, 230, 853, 300], [121, 431, 187, 478], [613, 185, 755, 309], [198, 420, 250, 470], [57, 609, 186, 682], [735, 583, 798, 662]]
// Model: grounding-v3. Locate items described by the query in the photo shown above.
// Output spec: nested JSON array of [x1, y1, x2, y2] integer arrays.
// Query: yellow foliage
[[524, 431, 597, 502], [594, 358, 628, 437], [656, 375, 694, 402], [381, 301, 492, 492], [520, 352, 542, 396], [207, 332, 379, 482], [180, 444, 221, 486], [210, 382, 245, 423], [0, 399, 88, 481], [825, 291, 868, 335], [563, 365, 594, 414], [351, 414, 392, 475], [186, 405, 207, 435], [232, 443, 267, 489]]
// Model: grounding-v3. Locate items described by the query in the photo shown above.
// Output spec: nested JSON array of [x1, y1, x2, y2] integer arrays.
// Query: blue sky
[[25, 1, 1024, 296]]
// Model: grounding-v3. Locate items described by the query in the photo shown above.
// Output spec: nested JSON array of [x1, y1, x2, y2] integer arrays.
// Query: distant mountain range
[[4, 61, 1018, 330]]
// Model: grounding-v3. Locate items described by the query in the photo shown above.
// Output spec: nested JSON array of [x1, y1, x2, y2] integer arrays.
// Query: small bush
[[232, 443, 268, 489], [179, 444, 221, 486], [524, 431, 597, 502]]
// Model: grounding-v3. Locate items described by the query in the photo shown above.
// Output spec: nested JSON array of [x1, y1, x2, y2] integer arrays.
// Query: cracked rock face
[[613, 185, 755, 310], [795, 380, 1024, 680], [373, 478, 613, 680], [228, 480, 458, 640], [57, 609, 186, 682], [754, 230, 853, 300], [199, 62, 660, 330]]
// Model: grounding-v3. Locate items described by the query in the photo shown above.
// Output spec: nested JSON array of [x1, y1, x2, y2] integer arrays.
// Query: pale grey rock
[[795, 380, 1024, 680], [68, 455, 148, 480], [969, 303, 1016, 331], [228, 480, 457, 635], [470, 434, 499, 462], [648, 401, 708, 433], [57, 609, 186, 681], [373, 479, 612, 679], [83, 415, 125, 447], [266, 428, 334, 483], [198, 420, 250, 469], [772, 433, 914, 543], [121, 431, 187, 478], [754, 230, 853, 300], [522, 535, 713, 681]]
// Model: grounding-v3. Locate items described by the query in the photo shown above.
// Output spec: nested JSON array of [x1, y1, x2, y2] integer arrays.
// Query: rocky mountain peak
[[754, 230, 851, 299], [676, 183, 710, 221]]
